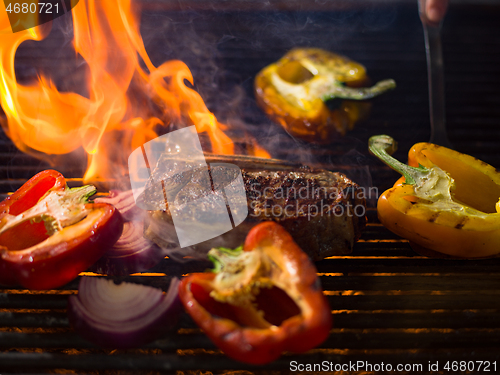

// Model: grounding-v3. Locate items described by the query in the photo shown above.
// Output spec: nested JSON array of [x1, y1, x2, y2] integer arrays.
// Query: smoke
[[138, 3, 397, 148], [335, 145, 377, 207]]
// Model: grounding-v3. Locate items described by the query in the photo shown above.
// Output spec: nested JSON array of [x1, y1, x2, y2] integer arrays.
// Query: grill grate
[[2, 1, 500, 373], [1, 214, 500, 372]]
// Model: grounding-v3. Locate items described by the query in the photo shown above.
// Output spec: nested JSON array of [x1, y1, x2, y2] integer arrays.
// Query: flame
[[0, 0, 269, 182]]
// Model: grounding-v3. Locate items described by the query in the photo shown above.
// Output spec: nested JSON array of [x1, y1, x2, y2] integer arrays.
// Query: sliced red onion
[[90, 221, 165, 276], [68, 277, 181, 349], [94, 190, 142, 221], [91, 190, 166, 275]]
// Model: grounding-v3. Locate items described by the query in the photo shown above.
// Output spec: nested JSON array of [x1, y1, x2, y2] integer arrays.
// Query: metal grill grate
[[1, 211, 500, 372], [1, 1, 500, 373]]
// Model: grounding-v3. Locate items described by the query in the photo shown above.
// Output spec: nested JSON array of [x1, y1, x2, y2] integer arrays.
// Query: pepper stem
[[368, 135, 430, 185], [322, 79, 396, 101], [208, 246, 244, 273], [69, 185, 98, 203]]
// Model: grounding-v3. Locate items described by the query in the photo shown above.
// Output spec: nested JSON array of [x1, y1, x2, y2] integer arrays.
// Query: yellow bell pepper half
[[369, 135, 500, 258], [254, 48, 396, 144]]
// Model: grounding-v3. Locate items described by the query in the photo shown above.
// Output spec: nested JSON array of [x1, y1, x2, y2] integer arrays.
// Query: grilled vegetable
[[255, 48, 395, 144], [178, 221, 332, 364], [369, 135, 500, 258], [68, 277, 182, 348], [89, 220, 165, 276], [93, 189, 143, 221], [0, 170, 123, 289], [90, 190, 165, 276]]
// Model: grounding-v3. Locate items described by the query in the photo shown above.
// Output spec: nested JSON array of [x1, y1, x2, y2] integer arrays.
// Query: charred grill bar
[[2, 0, 500, 372]]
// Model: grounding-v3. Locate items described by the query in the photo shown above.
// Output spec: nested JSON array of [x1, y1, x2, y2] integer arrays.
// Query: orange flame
[[0, 0, 268, 182]]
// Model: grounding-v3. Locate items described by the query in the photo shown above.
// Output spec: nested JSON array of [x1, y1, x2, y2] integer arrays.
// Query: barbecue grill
[[1, 0, 500, 373]]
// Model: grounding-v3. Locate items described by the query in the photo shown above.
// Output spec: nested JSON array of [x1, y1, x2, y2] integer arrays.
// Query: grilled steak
[[242, 168, 366, 259], [141, 157, 366, 260]]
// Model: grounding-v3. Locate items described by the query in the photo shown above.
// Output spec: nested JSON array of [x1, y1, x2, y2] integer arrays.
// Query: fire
[[0, 0, 269, 182]]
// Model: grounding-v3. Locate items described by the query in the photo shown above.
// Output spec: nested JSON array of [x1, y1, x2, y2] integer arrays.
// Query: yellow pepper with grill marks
[[254, 48, 395, 144], [369, 135, 500, 258]]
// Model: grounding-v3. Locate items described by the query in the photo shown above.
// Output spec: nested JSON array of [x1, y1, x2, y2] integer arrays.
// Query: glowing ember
[[0, 0, 269, 182]]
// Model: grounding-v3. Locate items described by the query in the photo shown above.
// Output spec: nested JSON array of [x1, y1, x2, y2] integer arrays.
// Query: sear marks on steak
[[242, 168, 366, 260], [142, 162, 366, 261]]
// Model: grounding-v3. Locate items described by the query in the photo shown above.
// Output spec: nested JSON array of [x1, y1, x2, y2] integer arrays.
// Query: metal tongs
[[419, 0, 452, 148]]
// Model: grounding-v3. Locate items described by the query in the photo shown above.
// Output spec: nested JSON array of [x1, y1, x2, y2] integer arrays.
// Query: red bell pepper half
[[178, 221, 332, 364], [0, 170, 123, 290]]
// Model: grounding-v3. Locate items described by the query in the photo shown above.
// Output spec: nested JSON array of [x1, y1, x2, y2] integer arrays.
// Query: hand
[[421, 0, 449, 24]]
